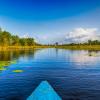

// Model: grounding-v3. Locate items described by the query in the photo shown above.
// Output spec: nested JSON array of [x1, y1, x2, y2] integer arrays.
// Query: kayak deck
[[27, 81, 62, 100]]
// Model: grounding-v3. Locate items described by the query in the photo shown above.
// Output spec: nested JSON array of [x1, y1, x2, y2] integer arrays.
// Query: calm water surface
[[0, 48, 100, 100]]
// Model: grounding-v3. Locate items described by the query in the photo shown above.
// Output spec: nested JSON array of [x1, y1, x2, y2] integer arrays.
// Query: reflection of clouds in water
[[73, 54, 95, 64], [66, 51, 100, 69]]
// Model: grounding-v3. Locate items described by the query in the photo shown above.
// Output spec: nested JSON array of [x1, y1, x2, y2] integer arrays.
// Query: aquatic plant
[[12, 70, 23, 73], [0, 60, 17, 71]]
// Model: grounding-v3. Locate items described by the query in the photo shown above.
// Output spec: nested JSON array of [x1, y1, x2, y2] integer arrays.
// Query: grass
[[55, 45, 100, 50], [0, 45, 100, 50]]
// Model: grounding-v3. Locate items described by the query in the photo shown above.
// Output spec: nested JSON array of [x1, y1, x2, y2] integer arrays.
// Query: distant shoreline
[[0, 45, 100, 50], [54, 45, 100, 50]]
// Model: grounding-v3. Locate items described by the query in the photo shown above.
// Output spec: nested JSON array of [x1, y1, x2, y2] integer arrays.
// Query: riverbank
[[0, 46, 47, 51], [0, 45, 100, 51], [54, 45, 100, 50]]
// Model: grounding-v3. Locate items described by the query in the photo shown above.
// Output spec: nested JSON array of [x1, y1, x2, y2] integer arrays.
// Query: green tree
[[0, 27, 37, 47], [11, 35, 20, 46], [0, 31, 11, 46]]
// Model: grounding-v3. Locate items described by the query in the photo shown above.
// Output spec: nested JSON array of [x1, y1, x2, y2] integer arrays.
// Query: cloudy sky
[[0, 0, 100, 44]]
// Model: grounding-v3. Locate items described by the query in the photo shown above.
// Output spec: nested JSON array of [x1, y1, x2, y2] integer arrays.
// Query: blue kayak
[[27, 81, 62, 100]]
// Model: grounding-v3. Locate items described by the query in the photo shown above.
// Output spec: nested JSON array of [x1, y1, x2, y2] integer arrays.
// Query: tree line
[[54, 40, 100, 46], [0, 27, 100, 47], [71, 40, 100, 45], [0, 28, 38, 46]]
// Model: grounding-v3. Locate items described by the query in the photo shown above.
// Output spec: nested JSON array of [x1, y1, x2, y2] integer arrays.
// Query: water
[[0, 48, 100, 100]]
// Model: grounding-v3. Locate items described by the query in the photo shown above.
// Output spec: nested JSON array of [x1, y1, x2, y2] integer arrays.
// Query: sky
[[0, 0, 100, 44]]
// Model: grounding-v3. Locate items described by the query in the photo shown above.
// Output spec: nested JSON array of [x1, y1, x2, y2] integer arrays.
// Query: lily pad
[[12, 70, 23, 73], [0, 68, 7, 71]]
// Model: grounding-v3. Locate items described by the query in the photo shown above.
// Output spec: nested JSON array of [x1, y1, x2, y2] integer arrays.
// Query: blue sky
[[0, 0, 100, 44]]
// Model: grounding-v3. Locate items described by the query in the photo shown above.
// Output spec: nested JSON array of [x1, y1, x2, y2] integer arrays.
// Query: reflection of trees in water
[[0, 51, 11, 61], [55, 48, 59, 57], [0, 49, 39, 61], [88, 50, 100, 56], [0, 49, 40, 71]]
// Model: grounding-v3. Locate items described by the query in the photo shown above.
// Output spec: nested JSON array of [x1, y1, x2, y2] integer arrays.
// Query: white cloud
[[65, 27, 99, 43], [32, 27, 99, 44], [21, 33, 30, 38]]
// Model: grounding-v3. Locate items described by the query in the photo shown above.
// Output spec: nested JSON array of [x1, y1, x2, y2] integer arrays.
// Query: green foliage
[[0, 28, 36, 46], [0, 31, 11, 46], [11, 35, 20, 46], [19, 38, 35, 46]]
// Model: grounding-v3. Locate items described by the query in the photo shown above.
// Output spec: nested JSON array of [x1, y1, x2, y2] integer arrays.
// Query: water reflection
[[0, 49, 100, 70], [0, 49, 38, 61], [65, 50, 100, 69], [0, 49, 39, 72], [0, 49, 100, 100], [88, 50, 100, 57]]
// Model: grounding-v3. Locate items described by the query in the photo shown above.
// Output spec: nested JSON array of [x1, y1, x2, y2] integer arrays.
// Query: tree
[[88, 40, 92, 45], [0, 27, 2, 32], [0, 27, 37, 47], [11, 35, 20, 46], [26, 38, 35, 46], [0, 31, 11, 46]]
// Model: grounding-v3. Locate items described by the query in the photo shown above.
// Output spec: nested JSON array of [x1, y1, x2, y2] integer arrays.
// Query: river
[[0, 48, 100, 100]]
